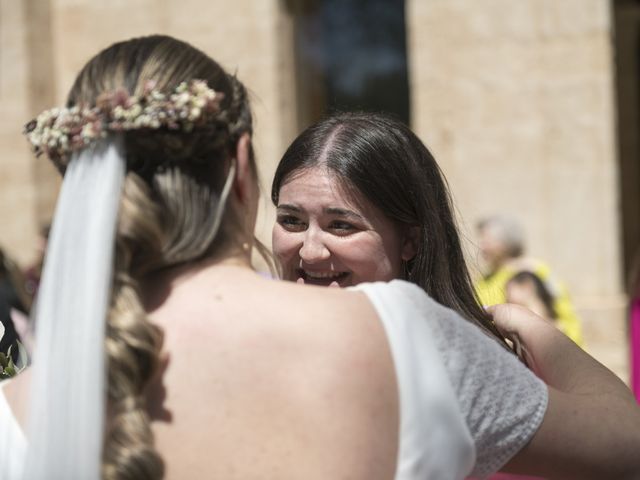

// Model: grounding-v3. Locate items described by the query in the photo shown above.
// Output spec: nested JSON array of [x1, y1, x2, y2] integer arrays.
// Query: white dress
[[0, 280, 547, 480], [351, 281, 548, 479], [0, 380, 26, 480]]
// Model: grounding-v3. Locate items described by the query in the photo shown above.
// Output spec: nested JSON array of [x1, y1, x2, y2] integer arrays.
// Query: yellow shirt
[[475, 262, 584, 346]]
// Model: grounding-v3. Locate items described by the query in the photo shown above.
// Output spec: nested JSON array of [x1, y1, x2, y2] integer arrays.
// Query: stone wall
[[407, 0, 627, 377], [0, 0, 294, 266], [0, 0, 51, 268]]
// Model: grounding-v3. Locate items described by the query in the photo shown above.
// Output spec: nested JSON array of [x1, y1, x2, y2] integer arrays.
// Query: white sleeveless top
[[0, 380, 26, 480], [351, 281, 548, 479], [0, 280, 546, 480]]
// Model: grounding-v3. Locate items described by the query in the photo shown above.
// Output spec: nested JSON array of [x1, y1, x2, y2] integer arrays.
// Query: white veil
[[22, 137, 125, 479]]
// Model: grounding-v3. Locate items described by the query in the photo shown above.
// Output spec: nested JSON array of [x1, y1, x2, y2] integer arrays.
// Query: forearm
[[491, 304, 631, 397], [521, 319, 628, 396], [508, 387, 640, 480], [493, 305, 640, 478]]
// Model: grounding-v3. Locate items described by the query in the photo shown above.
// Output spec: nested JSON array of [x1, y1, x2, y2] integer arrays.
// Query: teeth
[[304, 270, 344, 279]]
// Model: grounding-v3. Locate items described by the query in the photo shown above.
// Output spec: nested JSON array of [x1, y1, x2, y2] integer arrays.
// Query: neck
[[142, 250, 254, 312]]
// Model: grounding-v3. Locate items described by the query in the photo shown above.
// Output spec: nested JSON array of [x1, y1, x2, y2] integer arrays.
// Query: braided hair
[[63, 35, 254, 479]]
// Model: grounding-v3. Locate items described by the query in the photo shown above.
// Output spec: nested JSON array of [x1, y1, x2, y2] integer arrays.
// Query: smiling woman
[[274, 165, 416, 287], [271, 112, 505, 344]]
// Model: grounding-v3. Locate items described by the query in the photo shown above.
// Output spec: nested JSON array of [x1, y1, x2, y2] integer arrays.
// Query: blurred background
[[0, 0, 638, 380]]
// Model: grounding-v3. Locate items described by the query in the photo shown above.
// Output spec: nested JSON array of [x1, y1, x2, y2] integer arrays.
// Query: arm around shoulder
[[491, 304, 640, 479]]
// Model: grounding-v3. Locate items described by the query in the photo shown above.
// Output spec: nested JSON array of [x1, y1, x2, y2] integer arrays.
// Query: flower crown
[[24, 79, 224, 170]]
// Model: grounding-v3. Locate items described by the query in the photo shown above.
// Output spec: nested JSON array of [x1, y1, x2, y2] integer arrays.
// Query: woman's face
[[272, 166, 415, 287]]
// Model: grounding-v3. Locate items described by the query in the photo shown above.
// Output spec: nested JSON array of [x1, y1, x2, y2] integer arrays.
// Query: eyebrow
[[276, 204, 302, 213], [324, 207, 364, 221], [277, 204, 364, 221]]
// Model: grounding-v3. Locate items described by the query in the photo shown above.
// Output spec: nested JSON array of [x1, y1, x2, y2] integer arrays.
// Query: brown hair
[[272, 112, 509, 348], [66, 35, 256, 479]]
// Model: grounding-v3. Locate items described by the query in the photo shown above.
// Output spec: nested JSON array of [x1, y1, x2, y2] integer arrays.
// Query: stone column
[[406, 0, 626, 377]]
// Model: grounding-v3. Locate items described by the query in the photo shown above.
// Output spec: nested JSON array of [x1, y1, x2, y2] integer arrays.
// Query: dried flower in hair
[[24, 80, 225, 170]]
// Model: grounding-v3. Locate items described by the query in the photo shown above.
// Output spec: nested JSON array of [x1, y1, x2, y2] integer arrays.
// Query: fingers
[[485, 304, 549, 370], [485, 303, 545, 333]]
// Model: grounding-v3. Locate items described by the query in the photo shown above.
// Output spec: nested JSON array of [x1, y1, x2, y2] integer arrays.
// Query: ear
[[401, 225, 420, 261], [232, 133, 255, 205]]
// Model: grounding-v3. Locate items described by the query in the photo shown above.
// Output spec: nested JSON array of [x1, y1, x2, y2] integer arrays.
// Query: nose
[[299, 228, 330, 264]]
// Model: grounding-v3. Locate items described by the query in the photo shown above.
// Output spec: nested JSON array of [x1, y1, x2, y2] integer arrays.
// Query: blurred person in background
[[505, 271, 557, 323], [0, 247, 31, 362], [475, 215, 584, 346], [23, 223, 50, 299], [629, 243, 640, 402]]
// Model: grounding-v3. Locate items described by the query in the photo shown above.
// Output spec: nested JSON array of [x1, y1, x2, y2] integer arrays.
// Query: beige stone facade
[[0, 0, 633, 377], [0, 0, 294, 266], [407, 0, 628, 378]]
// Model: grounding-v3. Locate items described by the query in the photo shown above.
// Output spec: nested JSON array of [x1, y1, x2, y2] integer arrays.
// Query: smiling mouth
[[297, 269, 349, 286]]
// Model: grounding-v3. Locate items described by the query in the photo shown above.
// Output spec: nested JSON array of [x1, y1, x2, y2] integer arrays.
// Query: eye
[[277, 214, 307, 233], [328, 221, 356, 235]]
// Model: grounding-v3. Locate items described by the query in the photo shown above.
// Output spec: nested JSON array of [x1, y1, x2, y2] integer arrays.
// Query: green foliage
[[0, 341, 28, 380]]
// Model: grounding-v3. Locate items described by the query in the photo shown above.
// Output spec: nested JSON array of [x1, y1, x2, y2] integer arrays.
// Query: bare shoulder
[[219, 278, 395, 407], [264, 282, 393, 378], [151, 273, 399, 479]]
